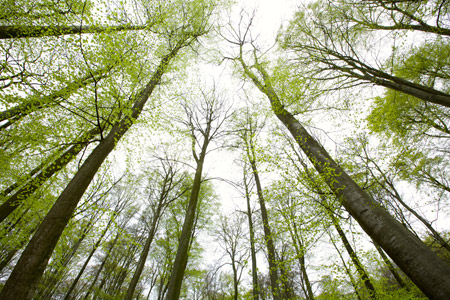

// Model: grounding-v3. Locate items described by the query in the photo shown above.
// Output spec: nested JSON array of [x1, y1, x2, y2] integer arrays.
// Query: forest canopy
[[0, 0, 449, 299]]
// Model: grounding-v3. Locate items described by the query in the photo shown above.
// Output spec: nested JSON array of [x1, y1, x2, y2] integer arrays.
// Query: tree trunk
[[331, 214, 377, 299], [63, 218, 113, 300], [0, 45, 183, 300], [239, 57, 450, 299], [288, 217, 314, 300], [243, 168, 259, 300], [329, 230, 363, 300], [246, 141, 280, 300], [164, 146, 207, 300], [83, 231, 120, 300], [125, 200, 164, 300], [372, 239, 408, 289], [0, 24, 147, 40]]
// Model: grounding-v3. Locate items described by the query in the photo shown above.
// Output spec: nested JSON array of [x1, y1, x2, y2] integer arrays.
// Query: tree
[[235, 110, 281, 300], [165, 84, 230, 300], [215, 213, 250, 300], [242, 165, 260, 300], [223, 13, 450, 299], [124, 157, 189, 300]]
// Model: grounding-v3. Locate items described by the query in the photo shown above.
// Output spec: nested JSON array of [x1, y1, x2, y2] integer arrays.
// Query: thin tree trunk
[[63, 218, 113, 300], [83, 231, 120, 300], [125, 200, 164, 300], [243, 168, 259, 300], [331, 214, 377, 299], [288, 217, 314, 300], [372, 239, 408, 289], [245, 139, 280, 300], [329, 230, 363, 300], [0, 44, 184, 300], [0, 24, 147, 40], [238, 56, 450, 299]]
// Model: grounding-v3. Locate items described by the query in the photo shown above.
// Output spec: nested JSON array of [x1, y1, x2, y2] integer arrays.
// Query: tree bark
[[238, 56, 450, 299], [0, 24, 147, 40], [0, 44, 183, 300]]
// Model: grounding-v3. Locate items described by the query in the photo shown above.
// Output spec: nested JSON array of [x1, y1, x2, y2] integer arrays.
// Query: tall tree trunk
[[287, 215, 314, 300], [164, 144, 208, 300], [243, 168, 259, 300], [245, 138, 280, 300], [0, 44, 184, 300], [238, 56, 450, 299], [0, 24, 147, 40], [329, 230, 363, 300]]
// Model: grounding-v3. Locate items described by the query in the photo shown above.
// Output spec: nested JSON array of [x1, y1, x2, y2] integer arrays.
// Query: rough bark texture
[[0, 46, 182, 300], [239, 58, 450, 299], [0, 24, 147, 39]]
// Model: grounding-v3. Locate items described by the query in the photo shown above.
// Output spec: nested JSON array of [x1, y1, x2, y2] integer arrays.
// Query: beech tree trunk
[[164, 138, 208, 300], [288, 217, 314, 300], [63, 218, 113, 300], [0, 44, 184, 300], [238, 56, 450, 299], [125, 181, 172, 300]]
